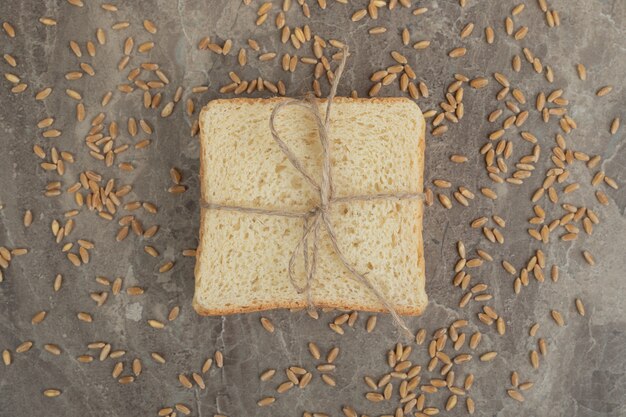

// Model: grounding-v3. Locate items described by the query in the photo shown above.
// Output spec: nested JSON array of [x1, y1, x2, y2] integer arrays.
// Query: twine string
[[204, 45, 423, 338]]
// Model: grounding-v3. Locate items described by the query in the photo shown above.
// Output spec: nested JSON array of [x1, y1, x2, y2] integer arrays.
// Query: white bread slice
[[194, 97, 426, 316]]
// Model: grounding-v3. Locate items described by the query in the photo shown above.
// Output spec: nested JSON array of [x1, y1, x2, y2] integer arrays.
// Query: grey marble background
[[0, 0, 625, 416]]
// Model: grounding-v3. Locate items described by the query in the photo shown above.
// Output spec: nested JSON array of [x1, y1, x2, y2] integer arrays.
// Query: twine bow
[[203, 46, 422, 338]]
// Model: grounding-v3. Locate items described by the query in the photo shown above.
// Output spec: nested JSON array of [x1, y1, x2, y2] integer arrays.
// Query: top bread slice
[[194, 97, 426, 316]]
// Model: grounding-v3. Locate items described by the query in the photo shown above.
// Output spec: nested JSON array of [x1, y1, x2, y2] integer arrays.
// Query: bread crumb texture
[[195, 98, 426, 315]]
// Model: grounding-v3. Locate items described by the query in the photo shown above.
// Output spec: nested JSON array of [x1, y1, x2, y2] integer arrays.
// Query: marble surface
[[0, 0, 625, 416]]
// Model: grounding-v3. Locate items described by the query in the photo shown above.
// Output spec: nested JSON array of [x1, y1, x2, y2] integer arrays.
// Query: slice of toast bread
[[194, 97, 426, 316]]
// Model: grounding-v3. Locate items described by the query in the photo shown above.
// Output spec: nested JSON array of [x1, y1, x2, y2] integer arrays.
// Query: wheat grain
[[151, 352, 166, 364], [445, 394, 458, 411], [99, 344, 112, 361], [507, 389, 524, 402], [2, 349, 11, 365], [448, 47, 467, 58], [582, 250, 596, 265], [118, 376, 134, 384], [514, 26, 528, 40], [479, 351, 497, 362], [15, 341, 33, 353], [504, 17, 514, 35], [512, 3, 525, 15], [460, 23, 474, 39], [111, 362, 124, 379], [178, 373, 193, 389], [213, 350, 224, 368], [297, 371, 311, 388], [43, 389, 61, 397], [148, 319, 164, 329], [32, 310, 47, 324], [142, 20, 157, 34], [481, 188, 497, 199], [518, 381, 534, 391], [39, 17, 57, 26], [529, 350, 539, 369], [321, 374, 336, 386], [610, 118, 620, 135], [275, 380, 294, 393], [257, 397, 276, 407], [44, 344, 62, 355], [260, 317, 275, 333], [3, 22, 16, 37], [111, 21, 129, 30], [596, 86, 612, 97], [470, 77, 488, 88], [190, 372, 205, 389], [158, 261, 174, 273], [485, 26, 495, 43], [347, 311, 358, 327], [436, 193, 452, 209], [158, 407, 173, 416], [550, 310, 565, 326]]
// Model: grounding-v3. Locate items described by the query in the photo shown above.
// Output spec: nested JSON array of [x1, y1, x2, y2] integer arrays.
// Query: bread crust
[[192, 298, 426, 316], [200, 96, 420, 108], [195, 97, 426, 317]]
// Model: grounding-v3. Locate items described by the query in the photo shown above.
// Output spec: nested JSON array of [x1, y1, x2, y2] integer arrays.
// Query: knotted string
[[203, 46, 422, 338]]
